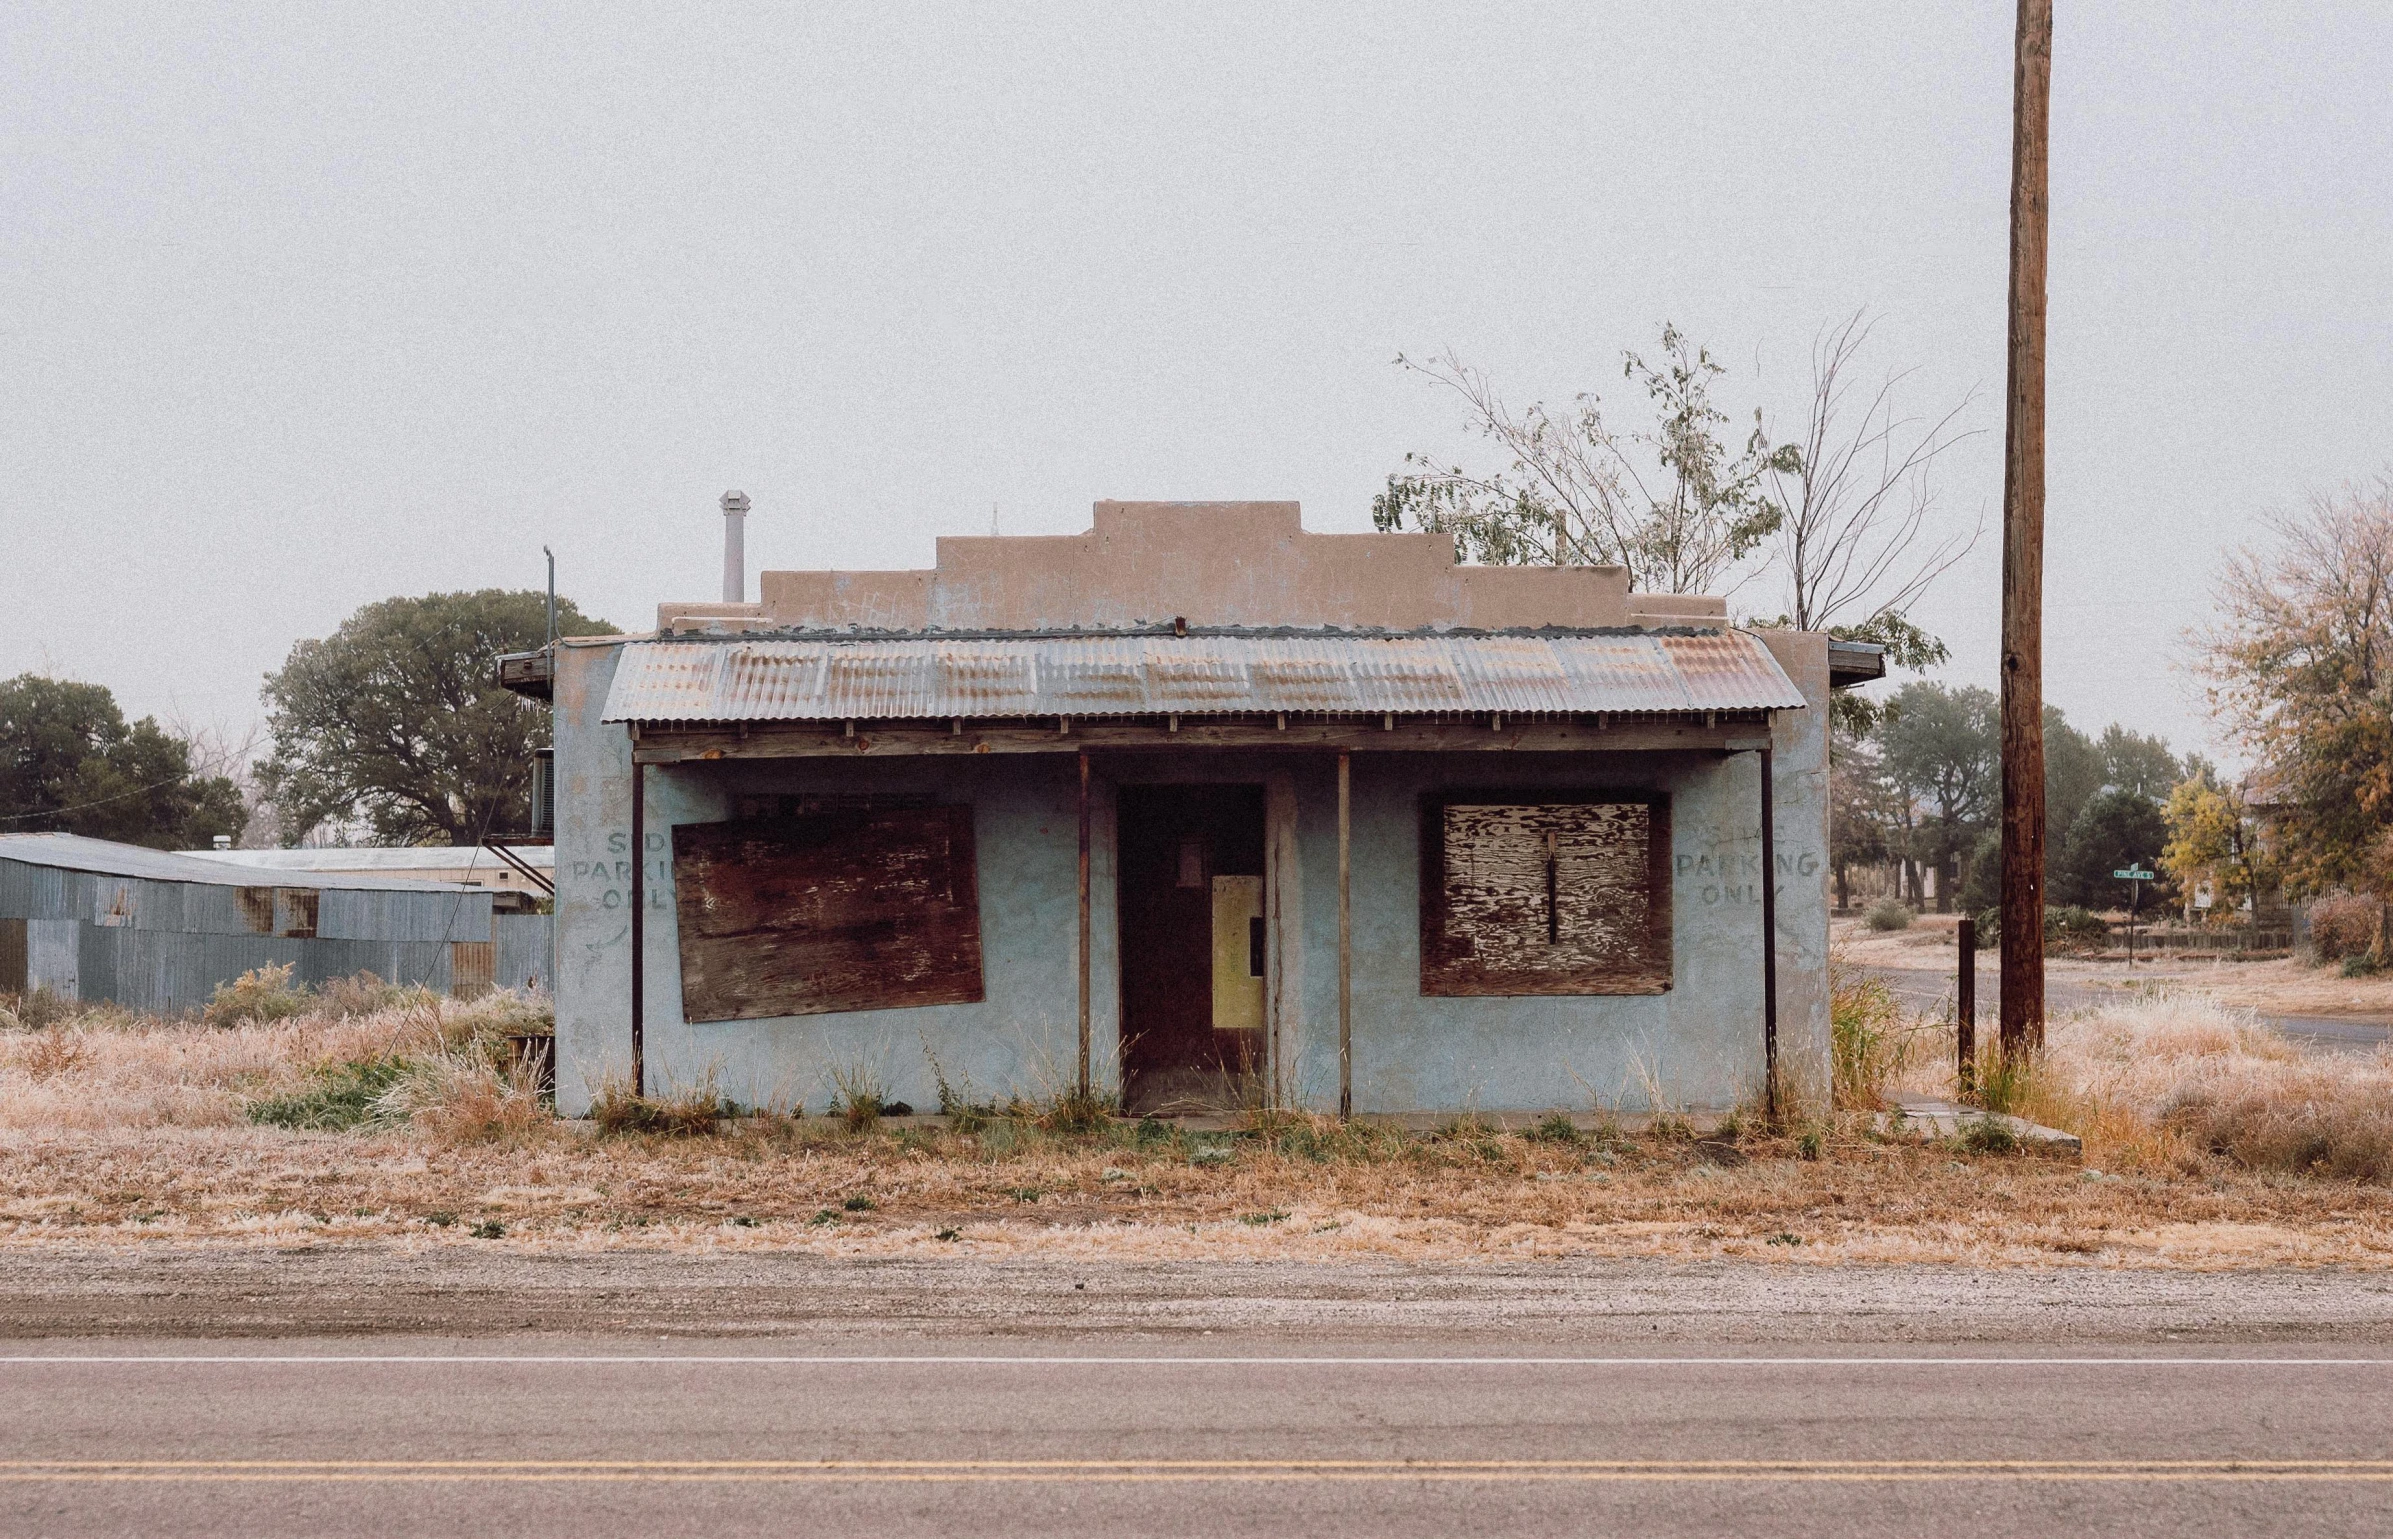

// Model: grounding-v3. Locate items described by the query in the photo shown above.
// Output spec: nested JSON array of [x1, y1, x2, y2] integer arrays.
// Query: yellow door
[[1210, 875, 1265, 1030]]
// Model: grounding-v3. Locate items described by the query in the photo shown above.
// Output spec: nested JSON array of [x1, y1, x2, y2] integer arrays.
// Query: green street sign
[[2112, 867, 2156, 881]]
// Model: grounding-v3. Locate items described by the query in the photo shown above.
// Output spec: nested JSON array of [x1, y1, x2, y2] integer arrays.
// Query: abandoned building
[[527, 499, 1871, 1120], [0, 832, 544, 1011]]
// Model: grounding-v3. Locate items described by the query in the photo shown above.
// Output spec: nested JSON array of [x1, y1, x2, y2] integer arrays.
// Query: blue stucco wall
[[551, 635, 1831, 1119]]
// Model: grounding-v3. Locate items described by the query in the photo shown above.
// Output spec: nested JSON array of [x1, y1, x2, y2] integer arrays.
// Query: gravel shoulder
[[7, 1244, 2393, 1345]]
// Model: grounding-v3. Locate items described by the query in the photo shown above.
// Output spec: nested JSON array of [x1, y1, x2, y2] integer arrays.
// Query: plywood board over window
[[1420, 792, 1670, 996], [672, 805, 984, 1023]]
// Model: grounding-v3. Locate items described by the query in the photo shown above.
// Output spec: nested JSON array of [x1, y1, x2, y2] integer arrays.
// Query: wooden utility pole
[[1999, 0, 2052, 1054]]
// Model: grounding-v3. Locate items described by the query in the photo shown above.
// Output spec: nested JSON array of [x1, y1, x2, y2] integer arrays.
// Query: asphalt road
[[3, 1341, 2391, 1537]]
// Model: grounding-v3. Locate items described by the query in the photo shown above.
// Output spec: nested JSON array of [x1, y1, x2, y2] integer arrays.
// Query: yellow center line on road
[[3, 1460, 2392, 1485]]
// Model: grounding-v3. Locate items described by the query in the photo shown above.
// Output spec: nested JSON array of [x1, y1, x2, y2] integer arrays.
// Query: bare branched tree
[[1766, 311, 1981, 667], [1374, 324, 1799, 595]]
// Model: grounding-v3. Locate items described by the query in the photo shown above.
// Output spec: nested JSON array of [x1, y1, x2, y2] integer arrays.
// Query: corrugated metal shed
[[1, 834, 551, 1013], [0, 834, 478, 891], [600, 630, 1805, 724]]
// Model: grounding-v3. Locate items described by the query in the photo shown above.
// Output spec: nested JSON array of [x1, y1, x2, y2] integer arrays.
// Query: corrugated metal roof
[[0, 834, 481, 892], [186, 845, 555, 874], [600, 630, 1804, 723]]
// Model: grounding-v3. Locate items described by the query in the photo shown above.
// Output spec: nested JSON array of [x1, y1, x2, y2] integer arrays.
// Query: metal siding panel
[[494, 914, 554, 994], [315, 889, 369, 941]]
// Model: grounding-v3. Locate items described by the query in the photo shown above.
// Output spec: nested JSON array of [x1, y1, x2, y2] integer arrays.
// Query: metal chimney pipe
[[720, 490, 749, 603]]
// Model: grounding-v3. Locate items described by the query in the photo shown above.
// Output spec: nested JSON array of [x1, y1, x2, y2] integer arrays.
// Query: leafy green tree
[[1876, 682, 1998, 908], [1953, 711, 2180, 919], [0, 675, 246, 849], [2041, 706, 2106, 855], [1372, 324, 1800, 593], [2097, 724, 2183, 803], [2055, 787, 2171, 910], [260, 590, 617, 845]]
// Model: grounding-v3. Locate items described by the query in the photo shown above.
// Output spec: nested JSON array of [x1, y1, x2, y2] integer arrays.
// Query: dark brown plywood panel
[[1420, 792, 1670, 996], [672, 806, 984, 1023]]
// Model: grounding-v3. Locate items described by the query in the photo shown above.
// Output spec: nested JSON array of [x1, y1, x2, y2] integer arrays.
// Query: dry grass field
[[2, 965, 2392, 1270]]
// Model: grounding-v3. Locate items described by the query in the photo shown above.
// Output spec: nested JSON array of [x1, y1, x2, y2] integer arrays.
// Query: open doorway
[[1115, 782, 1267, 1116]]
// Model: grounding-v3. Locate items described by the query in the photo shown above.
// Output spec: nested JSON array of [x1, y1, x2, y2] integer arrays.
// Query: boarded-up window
[[236, 887, 277, 935], [672, 805, 984, 1023], [1419, 793, 1670, 996]]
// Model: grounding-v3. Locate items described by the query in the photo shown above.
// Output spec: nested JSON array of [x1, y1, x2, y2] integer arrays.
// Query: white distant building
[[188, 845, 554, 909]]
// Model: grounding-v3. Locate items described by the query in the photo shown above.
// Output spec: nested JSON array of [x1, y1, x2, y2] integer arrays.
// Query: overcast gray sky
[[5, 2, 2389, 770]]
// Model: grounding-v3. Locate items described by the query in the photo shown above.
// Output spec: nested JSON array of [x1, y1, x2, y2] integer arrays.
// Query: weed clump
[[829, 1060, 890, 1133], [924, 1044, 996, 1131], [314, 972, 435, 1019], [1246, 1111, 1397, 1163], [372, 1050, 548, 1143], [590, 1081, 726, 1138], [1037, 1086, 1115, 1136], [1967, 1045, 2037, 1117], [1830, 959, 1914, 1111]]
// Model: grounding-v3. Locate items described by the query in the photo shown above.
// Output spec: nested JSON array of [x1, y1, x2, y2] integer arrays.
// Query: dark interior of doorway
[[1116, 782, 1266, 1116]]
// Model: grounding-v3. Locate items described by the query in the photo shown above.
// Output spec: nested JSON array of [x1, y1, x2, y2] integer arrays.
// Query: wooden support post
[[1957, 914, 1978, 1092], [1077, 750, 1091, 1098], [629, 758, 646, 1099], [1337, 749, 1352, 1120], [2000, 0, 2052, 1055], [1759, 747, 1779, 1124]]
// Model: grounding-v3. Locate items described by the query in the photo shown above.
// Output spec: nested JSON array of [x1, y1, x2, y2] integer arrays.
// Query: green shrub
[[7, 987, 77, 1031], [2307, 893, 2380, 962], [205, 963, 310, 1027], [1865, 901, 1914, 933], [246, 1058, 406, 1130], [2044, 906, 2110, 955], [1956, 1116, 2020, 1156], [1528, 1112, 1582, 1144]]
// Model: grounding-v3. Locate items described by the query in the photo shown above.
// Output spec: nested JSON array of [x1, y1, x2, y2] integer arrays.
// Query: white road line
[[0, 1355, 2387, 1367]]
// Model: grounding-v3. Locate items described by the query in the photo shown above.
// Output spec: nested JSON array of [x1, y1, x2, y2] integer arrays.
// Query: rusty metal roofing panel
[[599, 631, 1805, 723]]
